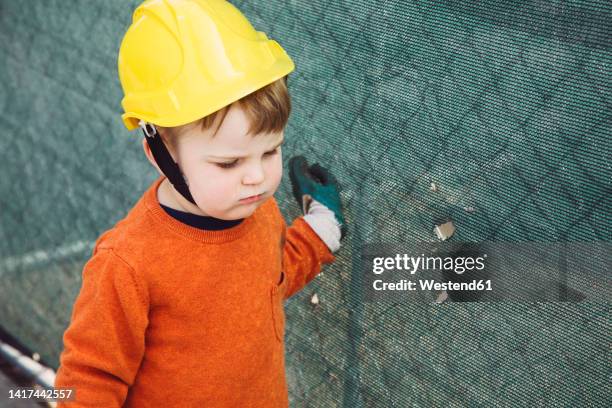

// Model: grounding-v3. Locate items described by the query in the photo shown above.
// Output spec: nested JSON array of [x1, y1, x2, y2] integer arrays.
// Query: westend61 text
[[373, 279, 493, 291]]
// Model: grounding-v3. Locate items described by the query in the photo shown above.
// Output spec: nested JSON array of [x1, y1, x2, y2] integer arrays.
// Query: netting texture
[[0, 1, 610, 406]]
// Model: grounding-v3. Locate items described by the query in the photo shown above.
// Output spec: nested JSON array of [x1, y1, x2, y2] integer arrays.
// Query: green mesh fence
[[0, 0, 610, 406]]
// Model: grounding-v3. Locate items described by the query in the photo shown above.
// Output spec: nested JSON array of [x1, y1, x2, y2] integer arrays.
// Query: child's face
[[146, 104, 284, 220]]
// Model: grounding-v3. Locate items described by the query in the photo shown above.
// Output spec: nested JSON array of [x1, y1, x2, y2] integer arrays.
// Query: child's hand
[[288, 155, 347, 239]]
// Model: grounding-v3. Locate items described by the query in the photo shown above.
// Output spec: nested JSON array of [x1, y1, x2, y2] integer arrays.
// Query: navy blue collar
[[160, 204, 244, 230]]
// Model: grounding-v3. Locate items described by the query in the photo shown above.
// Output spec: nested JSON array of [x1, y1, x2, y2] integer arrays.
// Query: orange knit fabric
[[54, 176, 336, 407]]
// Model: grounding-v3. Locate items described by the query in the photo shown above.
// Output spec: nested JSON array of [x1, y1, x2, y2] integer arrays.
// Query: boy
[[53, 0, 346, 406]]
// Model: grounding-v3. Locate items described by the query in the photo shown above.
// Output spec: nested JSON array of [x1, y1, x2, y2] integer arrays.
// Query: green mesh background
[[0, 0, 610, 406]]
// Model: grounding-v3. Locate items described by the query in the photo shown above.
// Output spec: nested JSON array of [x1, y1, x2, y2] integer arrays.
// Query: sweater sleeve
[[54, 248, 149, 407], [281, 215, 337, 299]]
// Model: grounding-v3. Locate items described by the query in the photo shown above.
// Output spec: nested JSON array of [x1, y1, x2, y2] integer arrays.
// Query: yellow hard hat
[[118, 0, 295, 131]]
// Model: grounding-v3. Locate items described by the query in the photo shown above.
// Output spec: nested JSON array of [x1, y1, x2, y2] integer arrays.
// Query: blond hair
[[158, 77, 290, 147]]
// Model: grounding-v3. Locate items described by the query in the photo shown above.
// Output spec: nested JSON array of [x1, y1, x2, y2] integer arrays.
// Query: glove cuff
[[303, 199, 341, 253]]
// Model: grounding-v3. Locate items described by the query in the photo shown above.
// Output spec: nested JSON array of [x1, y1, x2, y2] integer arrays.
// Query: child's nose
[[242, 162, 265, 185]]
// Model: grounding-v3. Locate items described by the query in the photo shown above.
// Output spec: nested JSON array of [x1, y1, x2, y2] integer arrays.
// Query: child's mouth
[[240, 194, 264, 203]]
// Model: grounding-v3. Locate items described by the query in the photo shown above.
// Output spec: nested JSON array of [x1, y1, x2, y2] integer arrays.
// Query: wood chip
[[434, 220, 456, 241]]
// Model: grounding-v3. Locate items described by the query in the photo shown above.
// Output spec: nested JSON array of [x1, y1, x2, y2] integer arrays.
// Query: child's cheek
[[191, 167, 230, 201], [209, 171, 235, 197], [268, 156, 283, 191]]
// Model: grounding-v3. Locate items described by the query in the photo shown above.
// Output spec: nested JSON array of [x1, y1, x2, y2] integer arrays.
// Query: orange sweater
[[54, 176, 335, 407]]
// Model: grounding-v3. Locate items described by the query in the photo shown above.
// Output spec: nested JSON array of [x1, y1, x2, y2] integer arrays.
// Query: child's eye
[[216, 161, 238, 169], [215, 148, 279, 170], [265, 147, 280, 156]]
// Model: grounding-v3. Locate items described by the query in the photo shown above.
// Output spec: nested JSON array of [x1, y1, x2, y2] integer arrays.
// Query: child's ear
[[142, 137, 165, 176]]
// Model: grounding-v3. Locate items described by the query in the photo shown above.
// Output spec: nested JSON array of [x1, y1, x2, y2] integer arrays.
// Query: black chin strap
[[140, 122, 196, 205]]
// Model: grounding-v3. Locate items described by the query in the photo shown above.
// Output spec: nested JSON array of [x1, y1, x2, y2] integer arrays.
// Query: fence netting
[[0, 1, 609, 406]]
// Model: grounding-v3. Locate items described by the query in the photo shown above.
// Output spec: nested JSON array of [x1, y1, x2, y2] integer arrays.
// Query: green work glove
[[288, 155, 347, 239]]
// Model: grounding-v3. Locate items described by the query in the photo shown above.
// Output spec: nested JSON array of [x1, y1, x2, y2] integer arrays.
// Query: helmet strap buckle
[[138, 120, 157, 139]]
